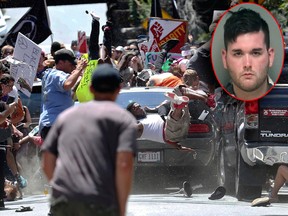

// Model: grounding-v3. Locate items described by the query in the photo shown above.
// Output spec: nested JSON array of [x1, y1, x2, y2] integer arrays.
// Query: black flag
[[0, 0, 52, 48], [171, 0, 180, 19], [150, 0, 162, 18]]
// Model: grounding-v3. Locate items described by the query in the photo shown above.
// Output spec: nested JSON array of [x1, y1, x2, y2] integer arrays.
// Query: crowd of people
[[0, 1, 287, 215]]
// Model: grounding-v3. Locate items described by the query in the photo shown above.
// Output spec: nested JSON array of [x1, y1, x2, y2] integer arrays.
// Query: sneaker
[[251, 197, 270, 207], [85, 10, 100, 21], [183, 181, 193, 197], [164, 92, 189, 109], [161, 38, 179, 52], [208, 186, 226, 200]]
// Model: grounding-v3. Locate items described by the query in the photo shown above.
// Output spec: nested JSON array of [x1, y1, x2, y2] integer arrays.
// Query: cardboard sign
[[138, 18, 187, 67], [148, 18, 187, 53], [76, 57, 98, 103], [145, 52, 182, 68], [11, 32, 41, 97]]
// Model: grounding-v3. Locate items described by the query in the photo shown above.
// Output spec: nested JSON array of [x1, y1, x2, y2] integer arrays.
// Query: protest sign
[[145, 52, 182, 68], [11, 32, 41, 97], [76, 57, 98, 102], [139, 17, 187, 68]]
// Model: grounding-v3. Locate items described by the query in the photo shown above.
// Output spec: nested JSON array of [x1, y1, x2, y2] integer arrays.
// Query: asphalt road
[[2, 192, 288, 216]]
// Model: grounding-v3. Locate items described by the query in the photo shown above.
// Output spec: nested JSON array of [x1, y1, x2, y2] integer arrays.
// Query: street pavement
[[1, 192, 288, 216]]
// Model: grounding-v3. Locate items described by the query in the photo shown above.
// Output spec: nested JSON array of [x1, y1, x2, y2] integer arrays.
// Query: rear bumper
[[243, 143, 288, 166], [136, 137, 216, 167]]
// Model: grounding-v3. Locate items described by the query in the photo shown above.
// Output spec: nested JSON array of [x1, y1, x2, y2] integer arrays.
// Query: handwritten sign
[[76, 58, 98, 102], [145, 52, 182, 68], [138, 18, 187, 66], [11, 32, 41, 97]]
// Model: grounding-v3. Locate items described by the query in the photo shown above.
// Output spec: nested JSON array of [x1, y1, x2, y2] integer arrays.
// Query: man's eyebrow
[[251, 48, 263, 52], [231, 49, 242, 53], [231, 48, 263, 52]]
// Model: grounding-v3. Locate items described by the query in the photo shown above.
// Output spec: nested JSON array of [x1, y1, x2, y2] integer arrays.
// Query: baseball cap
[[54, 49, 77, 65], [91, 64, 122, 92], [115, 46, 124, 52]]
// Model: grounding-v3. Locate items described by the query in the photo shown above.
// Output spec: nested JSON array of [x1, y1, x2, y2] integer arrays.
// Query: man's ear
[[268, 48, 275, 68], [221, 49, 228, 69]]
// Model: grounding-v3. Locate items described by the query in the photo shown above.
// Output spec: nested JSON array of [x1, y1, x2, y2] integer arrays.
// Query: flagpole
[[50, 34, 54, 44], [154, 0, 157, 17], [44, 0, 51, 27], [44, 0, 53, 44]]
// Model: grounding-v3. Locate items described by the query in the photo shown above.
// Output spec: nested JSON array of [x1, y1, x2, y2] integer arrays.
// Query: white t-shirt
[[139, 114, 164, 143]]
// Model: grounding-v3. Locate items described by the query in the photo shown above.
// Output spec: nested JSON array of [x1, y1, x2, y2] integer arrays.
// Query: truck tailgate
[[259, 85, 288, 142]]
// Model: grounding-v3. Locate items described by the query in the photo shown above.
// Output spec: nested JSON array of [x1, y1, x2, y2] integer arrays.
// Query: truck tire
[[217, 142, 235, 195], [235, 152, 263, 201]]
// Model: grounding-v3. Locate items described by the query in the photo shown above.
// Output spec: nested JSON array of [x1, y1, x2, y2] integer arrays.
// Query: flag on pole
[[0, 0, 52, 48], [78, 31, 88, 54], [150, 0, 162, 18], [171, 0, 180, 19]]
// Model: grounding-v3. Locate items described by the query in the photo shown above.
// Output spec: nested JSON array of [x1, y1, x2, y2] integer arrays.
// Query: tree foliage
[[128, 0, 151, 26], [263, 0, 288, 32]]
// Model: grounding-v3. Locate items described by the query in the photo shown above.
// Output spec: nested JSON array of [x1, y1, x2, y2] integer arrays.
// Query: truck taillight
[[188, 124, 210, 133], [245, 101, 259, 128]]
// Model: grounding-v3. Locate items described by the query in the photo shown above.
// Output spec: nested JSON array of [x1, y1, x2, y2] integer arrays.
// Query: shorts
[[164, 107, 190, 143]]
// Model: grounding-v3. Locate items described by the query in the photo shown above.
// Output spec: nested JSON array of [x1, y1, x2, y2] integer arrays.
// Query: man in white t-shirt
[[127, 93, 192, 151]]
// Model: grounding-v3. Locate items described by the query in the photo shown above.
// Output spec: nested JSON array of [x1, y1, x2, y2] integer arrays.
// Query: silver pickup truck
[[218, 47, 288, 201]]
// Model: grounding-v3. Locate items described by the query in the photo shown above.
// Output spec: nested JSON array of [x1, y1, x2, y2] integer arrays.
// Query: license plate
[[137, 151, 161, 163]]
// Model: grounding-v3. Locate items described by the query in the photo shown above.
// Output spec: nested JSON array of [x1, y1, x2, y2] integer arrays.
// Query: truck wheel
[[217, 142, 235, 195], [235, 152, 262, 201]]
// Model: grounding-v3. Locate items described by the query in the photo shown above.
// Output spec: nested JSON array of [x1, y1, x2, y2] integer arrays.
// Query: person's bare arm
[[23, 106, 32, 128], [136, 123, 143, 138], [41, 151, 57, 181], [63, 58, 88, 91], [116, 151, 134, 216], [0, 103, 17, 124]]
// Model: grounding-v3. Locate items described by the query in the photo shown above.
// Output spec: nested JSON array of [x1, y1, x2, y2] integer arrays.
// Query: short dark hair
[[224, 8, 270, 50], [91, 64, 122, 93], [126, 101, 136, 113], [0, 74, 15, 85], [71, 40, 78, 46]]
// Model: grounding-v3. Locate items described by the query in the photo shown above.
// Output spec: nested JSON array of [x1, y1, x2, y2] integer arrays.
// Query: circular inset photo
[[211, 3, 285, 101]]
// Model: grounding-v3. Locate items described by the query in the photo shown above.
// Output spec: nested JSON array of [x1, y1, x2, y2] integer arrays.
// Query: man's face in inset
[[221, 31, 275, 98]]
